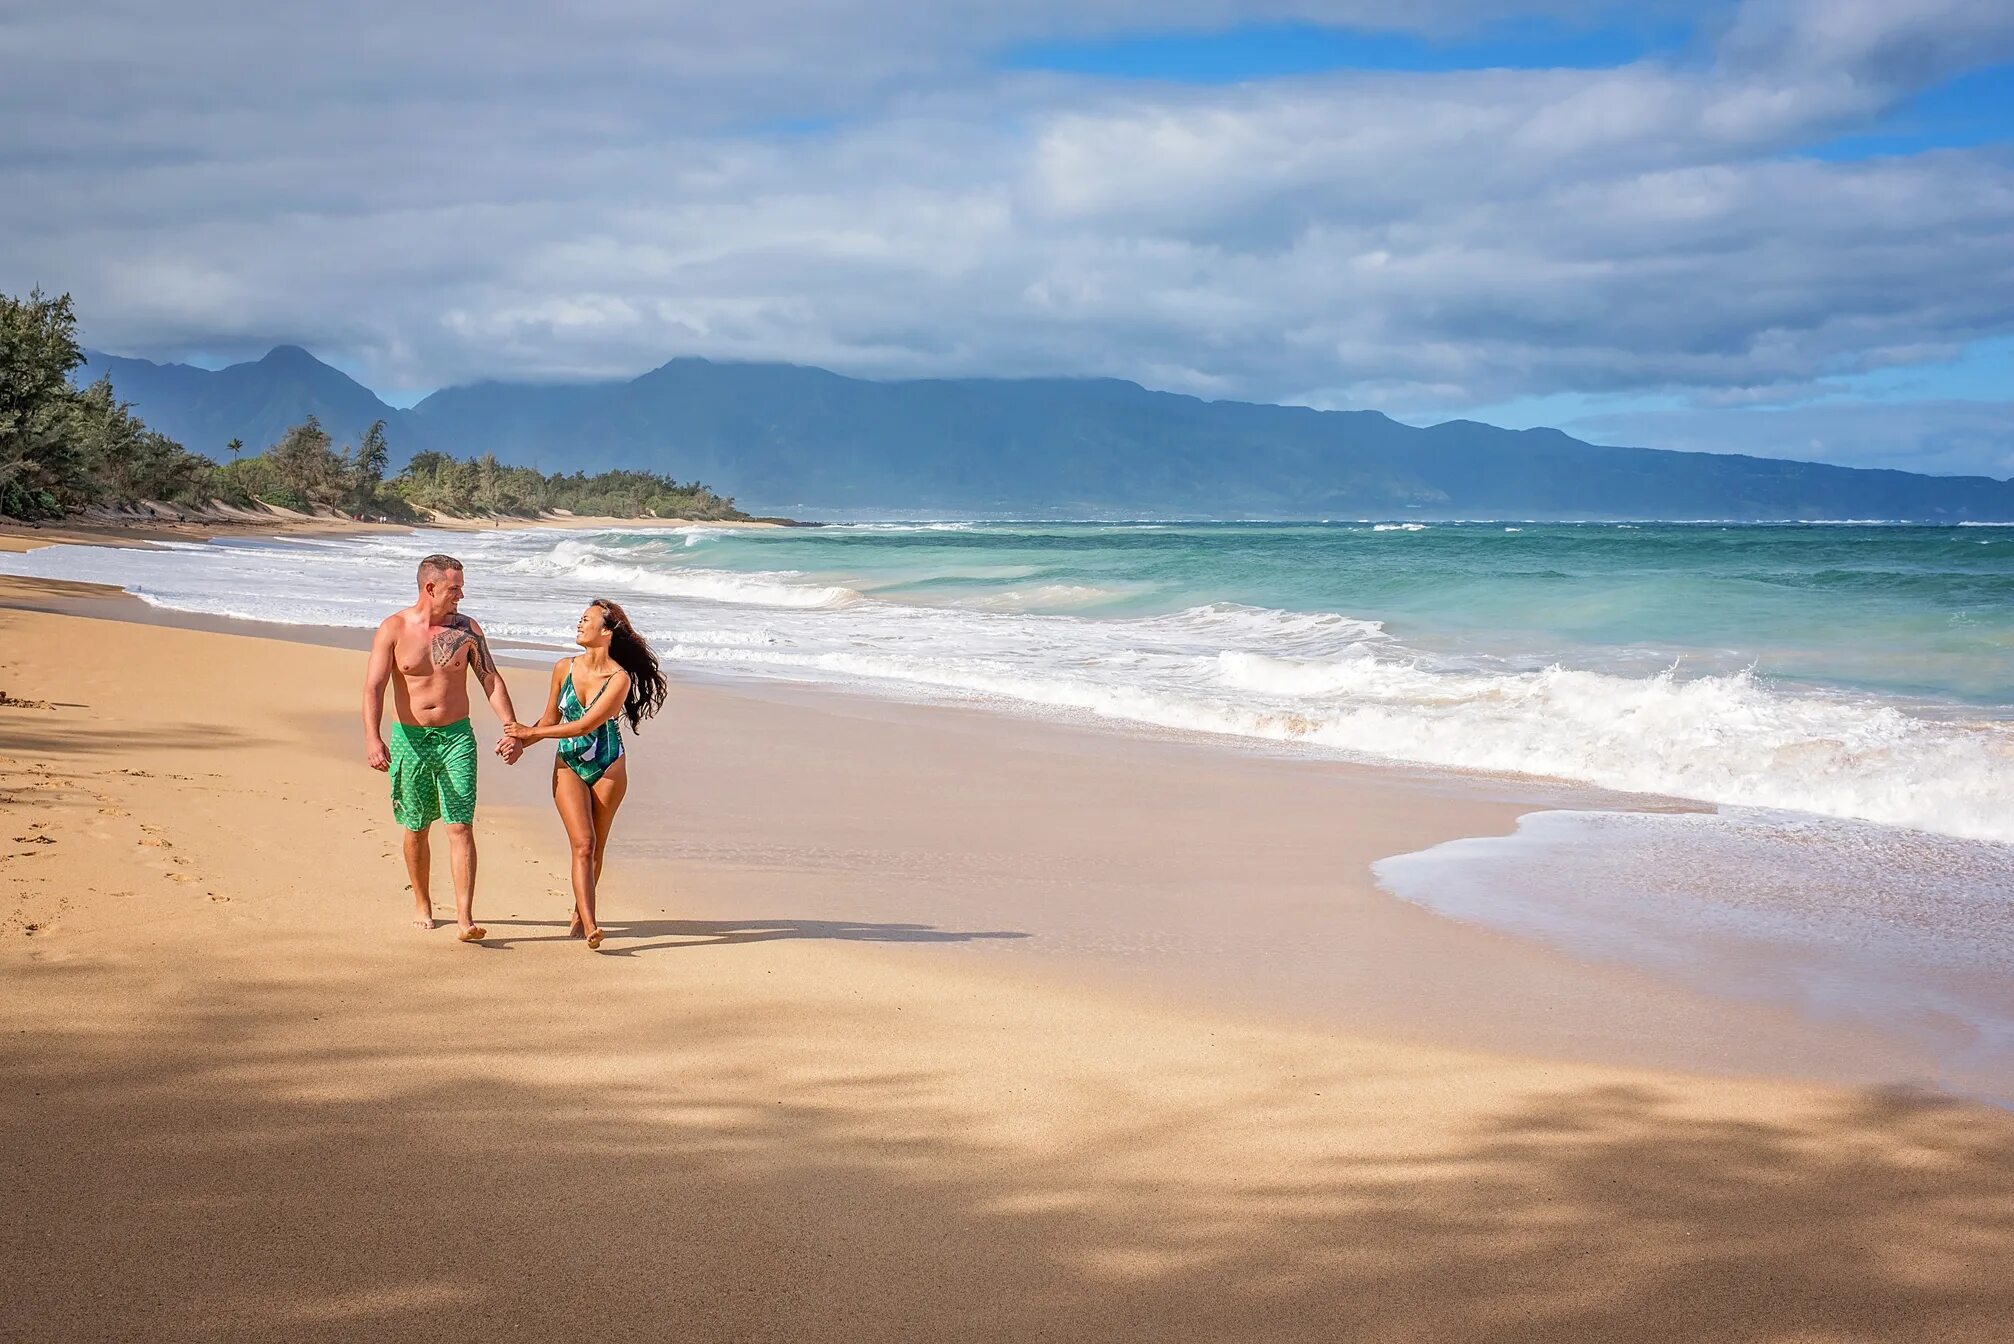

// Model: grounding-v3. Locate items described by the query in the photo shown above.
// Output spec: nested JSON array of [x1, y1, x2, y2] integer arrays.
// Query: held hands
[[495, 718, 543, 763]]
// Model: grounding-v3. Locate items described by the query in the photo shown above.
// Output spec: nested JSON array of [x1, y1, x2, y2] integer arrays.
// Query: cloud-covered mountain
[[81, 346, 2014, 520]]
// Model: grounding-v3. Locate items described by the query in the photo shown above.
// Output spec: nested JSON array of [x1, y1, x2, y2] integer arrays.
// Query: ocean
[[9, 519, 2012, 1087], [15, 520, 2008, 833]]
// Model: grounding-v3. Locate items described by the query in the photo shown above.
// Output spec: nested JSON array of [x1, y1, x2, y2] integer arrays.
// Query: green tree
[[472, 452, 504, 513], [355, 420, 389, 481], [266, 416, 345, 511], [70, 377, 211, 504], [345, 418, 391, 515], [0, 288, 89, 518]]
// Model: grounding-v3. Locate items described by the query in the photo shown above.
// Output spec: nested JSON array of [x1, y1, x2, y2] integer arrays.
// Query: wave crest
[[516, 539, 859, 609]]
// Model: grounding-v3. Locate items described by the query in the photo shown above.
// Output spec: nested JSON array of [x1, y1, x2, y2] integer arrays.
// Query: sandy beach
[[5, 576, 2014, 1341]]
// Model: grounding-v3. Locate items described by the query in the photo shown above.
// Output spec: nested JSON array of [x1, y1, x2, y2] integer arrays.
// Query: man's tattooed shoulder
[[430, 613, 496, 675]]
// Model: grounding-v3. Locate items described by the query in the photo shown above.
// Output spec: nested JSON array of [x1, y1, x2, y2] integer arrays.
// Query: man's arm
[[362, 621, 395, 771], [495, 658, 568, 762], [446, 615, 518, 729]]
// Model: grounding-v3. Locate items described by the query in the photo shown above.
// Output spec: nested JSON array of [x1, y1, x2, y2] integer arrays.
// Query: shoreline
[[2, 530, 2007, 1094], [0, 566, 1975, 1088], [6, 583, 2014, 1338]]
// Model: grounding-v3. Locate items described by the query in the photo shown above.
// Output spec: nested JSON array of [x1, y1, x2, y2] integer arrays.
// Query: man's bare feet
[[413, 904, 436, 930], [457, 924, 487, 943]]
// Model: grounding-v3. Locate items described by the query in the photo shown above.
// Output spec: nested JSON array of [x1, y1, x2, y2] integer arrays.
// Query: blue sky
[[5, 1, 2012, 475], [1002, 16, 1697, 80]]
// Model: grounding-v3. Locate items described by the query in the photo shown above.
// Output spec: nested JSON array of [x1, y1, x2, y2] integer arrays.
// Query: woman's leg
[[551, 769, 582, 936], [588, 756, 629, 887], [552, 765, 602, 943]]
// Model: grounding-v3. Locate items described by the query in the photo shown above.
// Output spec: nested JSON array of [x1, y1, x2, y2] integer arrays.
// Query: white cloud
[[3, 0, 2012, 473]]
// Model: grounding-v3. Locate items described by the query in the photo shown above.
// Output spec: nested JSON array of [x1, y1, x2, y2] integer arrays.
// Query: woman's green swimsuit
[[557, 665, 623, 785]]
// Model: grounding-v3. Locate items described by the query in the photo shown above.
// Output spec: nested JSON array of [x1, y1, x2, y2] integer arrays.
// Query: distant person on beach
[[502, 599, 667, 950], [362, 553, 524, 941]]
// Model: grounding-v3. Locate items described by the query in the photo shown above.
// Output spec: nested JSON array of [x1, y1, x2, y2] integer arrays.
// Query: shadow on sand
[[483, 916, 1030, 955], [4, 948, 2012, 1342]]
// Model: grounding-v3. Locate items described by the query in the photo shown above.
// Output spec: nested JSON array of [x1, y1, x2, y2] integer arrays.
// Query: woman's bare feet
[[585, 926, 605, 950], [413, 901, 435, 930], [457, 924, 487, 943]]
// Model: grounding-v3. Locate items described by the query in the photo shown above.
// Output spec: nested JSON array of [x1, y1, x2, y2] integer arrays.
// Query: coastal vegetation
[[1, 288, 747, 523], [2, 289, 213, 519], [390, 452, 740, 521]]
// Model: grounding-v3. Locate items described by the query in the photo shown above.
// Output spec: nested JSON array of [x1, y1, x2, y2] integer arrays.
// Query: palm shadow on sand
[[485, 917, 1029, 955]]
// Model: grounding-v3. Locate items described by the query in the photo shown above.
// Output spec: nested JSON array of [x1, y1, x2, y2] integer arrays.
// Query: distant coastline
[[78, 343, 2014, 522], [0, 509, 791, 560]]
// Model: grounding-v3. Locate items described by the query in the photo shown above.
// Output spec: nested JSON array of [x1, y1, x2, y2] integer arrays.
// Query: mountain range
[[78, 346, 2014, 521]]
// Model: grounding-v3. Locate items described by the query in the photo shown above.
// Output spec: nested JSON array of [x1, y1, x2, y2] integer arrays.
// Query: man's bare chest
[[394, 625, 475, 678]]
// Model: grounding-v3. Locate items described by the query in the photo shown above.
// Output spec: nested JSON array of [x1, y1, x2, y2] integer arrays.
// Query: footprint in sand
[[138, 836, 172, 849]]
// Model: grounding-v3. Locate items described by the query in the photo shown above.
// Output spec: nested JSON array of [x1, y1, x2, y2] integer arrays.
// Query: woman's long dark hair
[[590, 598, 667, 731]]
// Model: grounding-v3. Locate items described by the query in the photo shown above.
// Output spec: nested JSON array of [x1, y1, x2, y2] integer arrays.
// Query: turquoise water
[[6, 519, 2011, 839], [640, 521, 2014, 705]]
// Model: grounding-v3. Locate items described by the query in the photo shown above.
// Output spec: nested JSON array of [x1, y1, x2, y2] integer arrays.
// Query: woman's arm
[[500, 659, 569, 747], [508, 668, 629, 742], [536, 659, 567, 728]]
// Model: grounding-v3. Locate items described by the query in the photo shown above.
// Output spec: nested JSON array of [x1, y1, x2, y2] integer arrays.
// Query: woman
[[503, 599, 667, 949]]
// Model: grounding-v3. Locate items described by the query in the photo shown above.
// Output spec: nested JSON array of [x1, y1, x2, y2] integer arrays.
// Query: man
[[362, 553, 523, 941]]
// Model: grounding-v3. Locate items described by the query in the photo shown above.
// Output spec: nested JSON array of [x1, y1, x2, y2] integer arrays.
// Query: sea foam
[[515, 539, 859, 609], [3, 526, 2009, 844]]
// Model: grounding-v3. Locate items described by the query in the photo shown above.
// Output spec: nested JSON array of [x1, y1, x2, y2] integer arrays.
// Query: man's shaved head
[[417, 553, 464, 586]]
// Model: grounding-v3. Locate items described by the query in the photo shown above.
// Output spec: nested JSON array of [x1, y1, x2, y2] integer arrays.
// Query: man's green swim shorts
[[387, 718, 478, 830]]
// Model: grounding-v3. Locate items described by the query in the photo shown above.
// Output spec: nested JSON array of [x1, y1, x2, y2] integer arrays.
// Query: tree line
[[2, 288, 747, 523]]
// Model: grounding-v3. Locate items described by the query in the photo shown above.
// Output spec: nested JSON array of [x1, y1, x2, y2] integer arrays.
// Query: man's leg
[[443, 822, 481, 940], [388, 725, 440, 930], [435, 720, 483, 942], [403, 825, 434, 928]]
